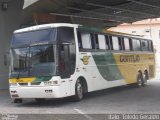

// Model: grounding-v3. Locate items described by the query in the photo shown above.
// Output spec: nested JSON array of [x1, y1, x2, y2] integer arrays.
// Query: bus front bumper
[[9, 86, 64, 99]]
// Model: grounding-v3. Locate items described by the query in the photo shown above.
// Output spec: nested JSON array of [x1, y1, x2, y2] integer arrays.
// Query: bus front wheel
[[74, 79, 84, 101], [14, 98, 22, 103]]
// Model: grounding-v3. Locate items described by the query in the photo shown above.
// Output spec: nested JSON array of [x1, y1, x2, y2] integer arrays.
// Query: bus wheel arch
[[136, 70, 143, 87], [78, 76, 88, 94]]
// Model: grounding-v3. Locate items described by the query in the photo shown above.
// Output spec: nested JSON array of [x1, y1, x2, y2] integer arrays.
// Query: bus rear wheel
[[143, 71, 149, 86], [136, 73, 143, 87], [74, 79, 84, 101]]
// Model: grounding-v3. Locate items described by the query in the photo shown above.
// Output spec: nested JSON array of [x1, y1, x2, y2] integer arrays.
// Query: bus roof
[[14, 23, 79, 33], [14, 23, 151, 41], [79, 25, 151, 41], [104, 30, 151, 40]]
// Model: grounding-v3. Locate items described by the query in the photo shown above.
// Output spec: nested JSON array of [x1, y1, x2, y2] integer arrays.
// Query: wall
[[0, 0, 24, 89]]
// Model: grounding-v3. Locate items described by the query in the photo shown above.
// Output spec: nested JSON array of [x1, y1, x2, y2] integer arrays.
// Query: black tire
[[136, 73, 143, 87], [74, 79, 84, 101], [14, 99, 22, 103], [143, 71, 148, 86]]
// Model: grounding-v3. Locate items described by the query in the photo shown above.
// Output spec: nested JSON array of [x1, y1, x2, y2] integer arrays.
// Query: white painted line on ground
[[74, 108, 93, 120]]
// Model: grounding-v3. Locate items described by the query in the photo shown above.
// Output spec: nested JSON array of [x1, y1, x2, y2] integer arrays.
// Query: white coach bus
[[9, 23, 155, 103]]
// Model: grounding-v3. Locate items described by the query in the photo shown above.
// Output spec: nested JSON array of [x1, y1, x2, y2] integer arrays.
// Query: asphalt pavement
[[1, 78, 160, 120]]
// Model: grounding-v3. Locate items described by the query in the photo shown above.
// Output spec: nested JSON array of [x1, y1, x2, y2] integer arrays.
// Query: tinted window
[[30, 45, 55, 77], [132, 39, 141, 51], [59, 27, 75, 43], [141, 40, 149, 51], [12, 29, 56, 48], [148, 41, 153, 52], [10, 45, 56, 78]]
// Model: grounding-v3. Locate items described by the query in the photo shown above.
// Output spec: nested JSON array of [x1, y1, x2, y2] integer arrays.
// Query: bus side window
[[141, 40, 149, 51], [112, 36, 120, 50], [124, 37, 130, 51], [59, 27, 75, 43], [77, 31, 82, 49], [132, 39, 141, 51], [81, 32, 92, 49], [98, 34, 108, 50]]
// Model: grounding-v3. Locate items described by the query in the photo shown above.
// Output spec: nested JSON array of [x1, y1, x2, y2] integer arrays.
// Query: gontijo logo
[[120, 55, 140, 63], [81, 56, 90, 65]]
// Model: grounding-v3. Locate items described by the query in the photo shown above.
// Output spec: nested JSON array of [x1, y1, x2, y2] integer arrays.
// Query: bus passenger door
[[59, 44, 71, 78], [59, 44, 71, 96], [58, 27, 76, 96]]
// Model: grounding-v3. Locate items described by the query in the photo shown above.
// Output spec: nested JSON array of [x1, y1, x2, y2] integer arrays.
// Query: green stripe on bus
[[92, 52, 123, 81]]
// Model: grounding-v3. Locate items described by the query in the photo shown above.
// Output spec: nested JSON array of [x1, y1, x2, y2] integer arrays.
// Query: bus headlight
[[44, 80, 60, 86]]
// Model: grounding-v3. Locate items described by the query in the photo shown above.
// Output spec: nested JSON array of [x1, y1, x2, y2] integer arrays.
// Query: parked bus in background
[[9, 23, 155, 103]]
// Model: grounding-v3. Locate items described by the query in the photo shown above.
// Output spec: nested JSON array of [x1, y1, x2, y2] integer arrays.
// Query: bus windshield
[[10, 28, 58, 78], [10, 44, 56, 78], [11, 28, 57, 48]]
